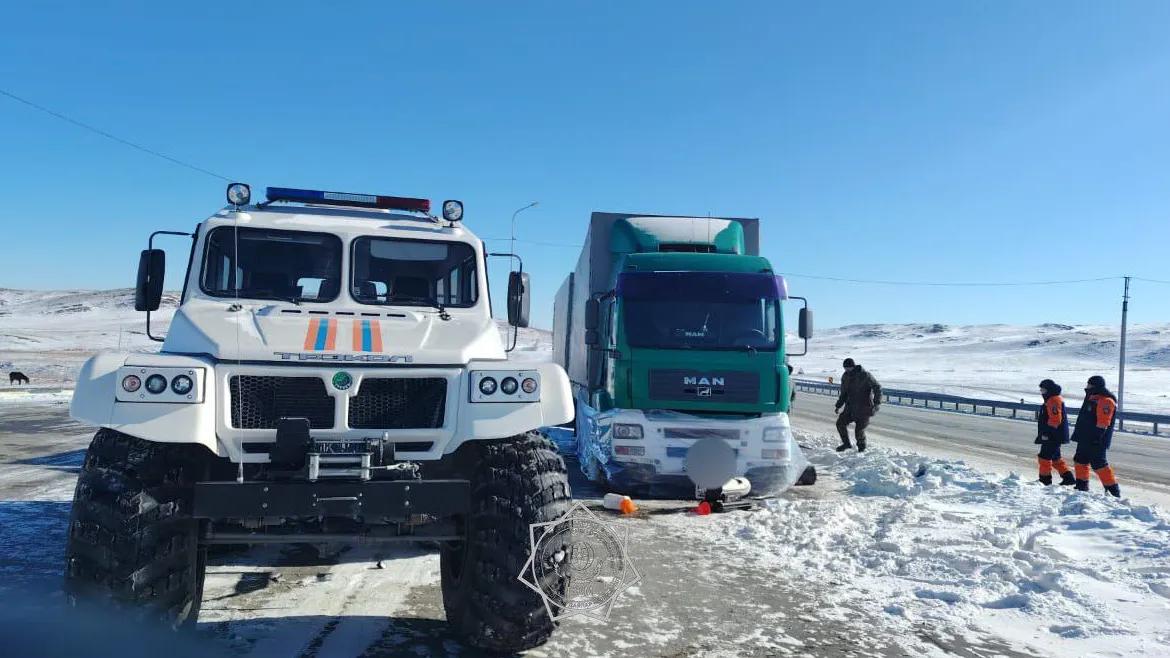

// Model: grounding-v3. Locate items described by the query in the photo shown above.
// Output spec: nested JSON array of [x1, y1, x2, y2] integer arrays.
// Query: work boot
[[1038, 474, 1053, 486], [1074, 480, 1090, 492], [835, 442, 852, 452], [857, 442, 867, 453], [1105, 484, 1121, 498], [1059, 471, 1076, 486]]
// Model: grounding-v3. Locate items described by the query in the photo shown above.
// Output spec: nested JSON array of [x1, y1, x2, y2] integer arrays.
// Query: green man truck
[[552, 212, 813, 497]]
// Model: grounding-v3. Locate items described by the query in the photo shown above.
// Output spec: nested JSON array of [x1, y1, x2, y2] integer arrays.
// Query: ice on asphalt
[[673, 432, 1170, 657]]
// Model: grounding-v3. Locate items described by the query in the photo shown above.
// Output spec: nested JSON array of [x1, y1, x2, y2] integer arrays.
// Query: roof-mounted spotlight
[[442, 200, 464, 222], [226, 182, 251, 207]]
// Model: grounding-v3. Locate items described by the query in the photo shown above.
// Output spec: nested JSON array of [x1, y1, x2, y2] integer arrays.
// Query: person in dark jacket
[[834, 358, 882, 453], [1071, 375, 1121, 497], [1035, 379, 1075, 486]]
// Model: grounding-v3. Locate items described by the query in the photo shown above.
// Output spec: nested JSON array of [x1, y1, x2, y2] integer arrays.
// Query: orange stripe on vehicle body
[[352, 319, 363, 351], [304, 319, 320, 350], [324, 318, 337, 350], [370, 319, 383, 352]]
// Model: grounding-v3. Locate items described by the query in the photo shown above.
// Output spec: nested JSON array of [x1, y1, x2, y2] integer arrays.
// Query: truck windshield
[[351, 237, 479, 308], [200, 227, 342, 302], [619, 272, 782, 351]]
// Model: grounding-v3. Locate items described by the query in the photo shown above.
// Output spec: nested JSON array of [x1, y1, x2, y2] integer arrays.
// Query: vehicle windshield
[[200, 227, 342, 302], [619, 271, 782, 350], [351, 237, 479, 308]]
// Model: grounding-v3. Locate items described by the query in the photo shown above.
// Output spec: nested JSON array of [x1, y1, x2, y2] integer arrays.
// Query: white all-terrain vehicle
[[64, 184, 574, 653]]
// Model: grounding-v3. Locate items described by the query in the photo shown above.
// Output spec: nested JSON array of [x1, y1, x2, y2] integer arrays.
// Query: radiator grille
[[348, 378, 447, 429], [229, 376, 335, 429]]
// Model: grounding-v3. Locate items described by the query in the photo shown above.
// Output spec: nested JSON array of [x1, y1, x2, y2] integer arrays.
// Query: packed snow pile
[[674, 434, 1170, 657], [799, 322, 1170, 412]]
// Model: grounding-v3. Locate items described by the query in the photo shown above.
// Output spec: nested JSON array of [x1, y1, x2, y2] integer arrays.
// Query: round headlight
[[521, 377, 538, 394], [500, 377, 519, 395], [441, 200, 463, 222], [121, 375, 141, 393], [171, 375, 194, 395], [226, 182, 251, 206], [478, 377, 498, 395], [145, 374, 168, 394]]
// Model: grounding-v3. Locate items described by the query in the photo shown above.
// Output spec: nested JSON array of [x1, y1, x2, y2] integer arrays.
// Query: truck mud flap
[[192, 479, 470, 520]]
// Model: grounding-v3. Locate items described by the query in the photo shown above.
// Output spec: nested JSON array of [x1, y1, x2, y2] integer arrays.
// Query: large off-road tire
[[440, 432, 573, 654], [64, 429, 208, 627]]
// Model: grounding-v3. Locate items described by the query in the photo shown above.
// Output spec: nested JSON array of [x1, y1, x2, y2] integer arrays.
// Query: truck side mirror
[[135, 249, 166, 312], [798, 308, 813, 340], [585, 329, 599, 346], [584, 298, 600, 331], [507, 271, 530, 328]]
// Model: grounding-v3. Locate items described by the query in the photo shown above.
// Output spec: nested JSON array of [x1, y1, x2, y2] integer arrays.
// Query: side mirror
[[798, 308, 813, 340], [585, 329, 599, 346], [135, 249, 165, 312], [507, 271, 530, 328], [584, 298, 600, 331]]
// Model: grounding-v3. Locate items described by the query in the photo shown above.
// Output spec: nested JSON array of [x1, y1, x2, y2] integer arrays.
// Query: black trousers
[[1073, 439, 1109, 469], [836, 409, 870, 445]]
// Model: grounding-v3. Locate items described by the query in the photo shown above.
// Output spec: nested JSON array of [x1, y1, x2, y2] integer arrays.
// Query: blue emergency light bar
[[265, 187, 431, 213]]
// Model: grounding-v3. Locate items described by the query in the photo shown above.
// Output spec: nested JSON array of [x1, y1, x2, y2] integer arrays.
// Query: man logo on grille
[[518, 501, 640, 622]]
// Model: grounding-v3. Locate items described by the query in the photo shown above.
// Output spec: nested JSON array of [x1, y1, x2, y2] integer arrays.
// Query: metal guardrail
[[794, 379, 1169, 438]]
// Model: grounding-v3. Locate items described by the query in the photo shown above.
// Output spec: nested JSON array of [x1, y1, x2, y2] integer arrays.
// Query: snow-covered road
[[2, 399, 1169, 657]]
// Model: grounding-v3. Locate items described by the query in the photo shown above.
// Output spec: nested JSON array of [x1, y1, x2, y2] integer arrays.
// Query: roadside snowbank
[[673, 434, 1170, 657]]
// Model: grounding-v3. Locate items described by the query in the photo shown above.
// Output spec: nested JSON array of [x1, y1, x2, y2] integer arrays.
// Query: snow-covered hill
[[799, 323, 1170, 413]]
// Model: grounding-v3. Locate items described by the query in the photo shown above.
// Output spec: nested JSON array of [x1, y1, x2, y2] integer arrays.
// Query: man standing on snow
[[1071, 375, 1121, 497], [834, 358, 882, 453], [1035, 379, 1075, 486]]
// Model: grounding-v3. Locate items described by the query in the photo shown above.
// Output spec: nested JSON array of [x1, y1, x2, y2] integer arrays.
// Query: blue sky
[[1, 1, 1168, 329]]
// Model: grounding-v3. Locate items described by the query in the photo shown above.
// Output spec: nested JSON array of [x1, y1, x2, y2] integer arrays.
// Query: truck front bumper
[[579, 408, 808, 496], [192, 479, 470, 521]]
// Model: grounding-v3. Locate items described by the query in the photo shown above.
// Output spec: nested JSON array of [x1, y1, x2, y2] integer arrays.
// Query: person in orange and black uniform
[[1071, 375, 1121, 497], [1035, 379, 1075, 486]]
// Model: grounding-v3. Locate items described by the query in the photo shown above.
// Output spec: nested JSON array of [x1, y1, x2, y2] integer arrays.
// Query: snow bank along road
[[3, 398, 1169, 657], [790, 391, 1170, 510]]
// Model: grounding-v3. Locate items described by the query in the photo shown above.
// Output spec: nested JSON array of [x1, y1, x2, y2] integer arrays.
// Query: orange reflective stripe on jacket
[[1045, 396, 1064, 428], [1094, 395, 1116, 429]]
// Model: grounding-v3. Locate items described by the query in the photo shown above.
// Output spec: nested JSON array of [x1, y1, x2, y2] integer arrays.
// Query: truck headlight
[[612, 423, 644, 439], [115, 366, 204, 403], [762, 426, 785, 442], [470, 370, 540, 403]]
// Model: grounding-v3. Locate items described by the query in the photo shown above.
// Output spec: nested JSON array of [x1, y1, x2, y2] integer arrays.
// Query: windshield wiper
[[387, 295, 451, 321]]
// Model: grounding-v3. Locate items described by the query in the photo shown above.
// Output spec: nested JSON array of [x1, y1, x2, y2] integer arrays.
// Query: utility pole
[[1118, 276, 1131, 431]]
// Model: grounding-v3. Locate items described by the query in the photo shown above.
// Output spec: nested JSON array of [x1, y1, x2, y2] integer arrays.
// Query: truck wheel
[[64, 429, 207, 627], [440, 431, 572, 653]]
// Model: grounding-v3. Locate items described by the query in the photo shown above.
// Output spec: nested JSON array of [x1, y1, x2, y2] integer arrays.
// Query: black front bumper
[[192, 479, 470, 521]]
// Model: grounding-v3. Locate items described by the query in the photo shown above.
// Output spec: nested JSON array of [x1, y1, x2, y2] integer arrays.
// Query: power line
[[482, 237, 583, 248], [1133, 276, 1170, 285], [778, 273, 1123, 287], [0, 87, 232, 182]]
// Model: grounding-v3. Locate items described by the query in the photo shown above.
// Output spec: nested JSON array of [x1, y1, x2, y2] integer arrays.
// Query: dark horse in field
[[8, 371, 29, 385]]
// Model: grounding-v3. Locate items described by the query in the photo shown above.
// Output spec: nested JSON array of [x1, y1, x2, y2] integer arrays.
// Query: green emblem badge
[[332, 371, 353, 391]]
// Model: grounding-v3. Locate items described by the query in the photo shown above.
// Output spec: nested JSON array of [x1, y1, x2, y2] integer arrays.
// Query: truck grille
[[648, 369, 760, 404], [348, 378, 446, 429], [229, 376, 335, 429]]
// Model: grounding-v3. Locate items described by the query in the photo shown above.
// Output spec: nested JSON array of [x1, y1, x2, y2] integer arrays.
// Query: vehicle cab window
[[351, 237, 479, 307], [200, 227, 342, 303]]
